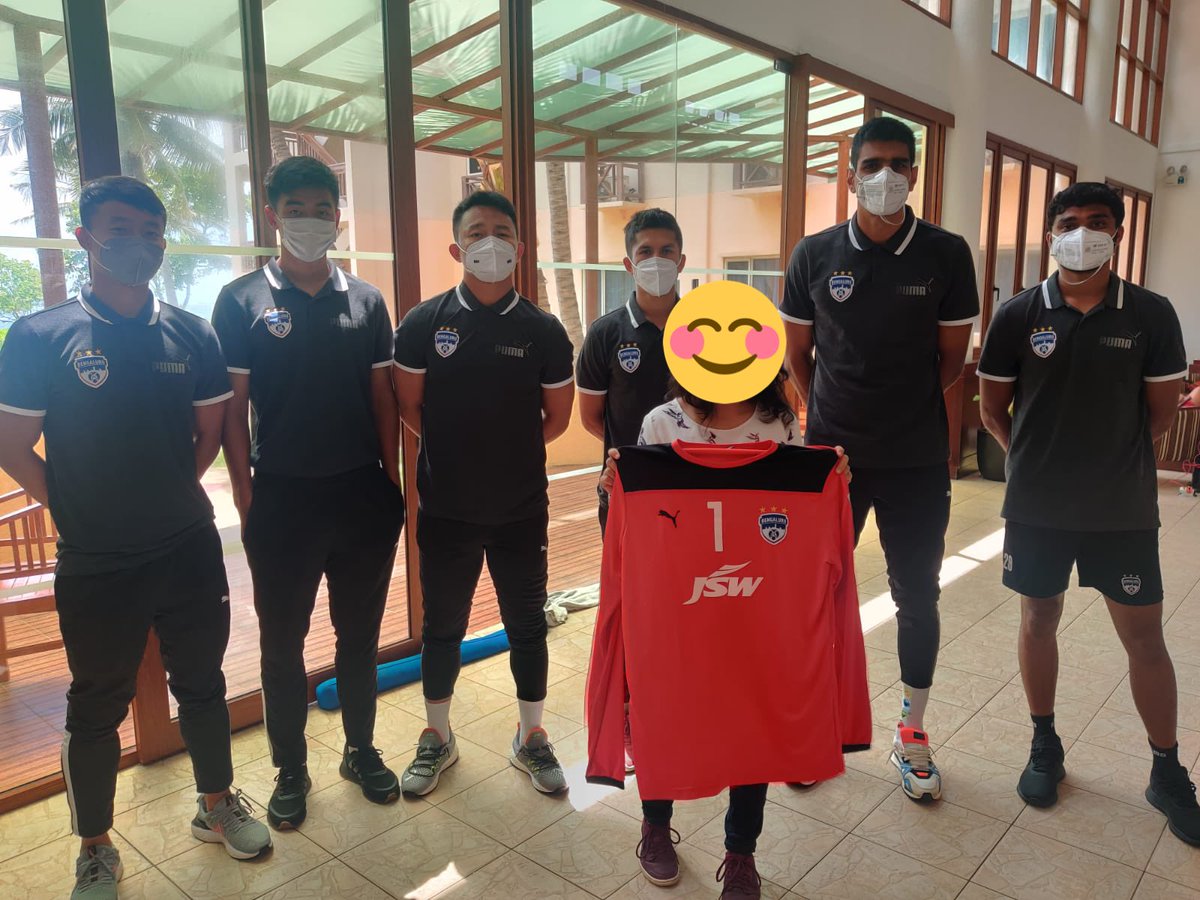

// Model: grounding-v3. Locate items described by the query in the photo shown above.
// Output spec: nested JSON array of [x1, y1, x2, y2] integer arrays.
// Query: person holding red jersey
[[598, 371, 849, 900]]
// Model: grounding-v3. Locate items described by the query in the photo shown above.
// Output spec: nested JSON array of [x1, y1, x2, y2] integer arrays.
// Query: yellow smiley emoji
[[664, 280, 787, 404]]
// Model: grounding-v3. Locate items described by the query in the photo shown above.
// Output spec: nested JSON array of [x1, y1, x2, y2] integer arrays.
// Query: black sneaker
[[267, 766, 311, 831], [1017, 732, 1066, 807], [341, 745, 400, 804], [1145, 764, 1200, 846]]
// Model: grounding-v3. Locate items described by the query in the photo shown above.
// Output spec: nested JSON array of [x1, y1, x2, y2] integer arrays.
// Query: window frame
[[1105, 178, 1153, 286], [1111, 0, 1171, 145], [992, 0, 1090, 102], [900, 0, 953, 26]]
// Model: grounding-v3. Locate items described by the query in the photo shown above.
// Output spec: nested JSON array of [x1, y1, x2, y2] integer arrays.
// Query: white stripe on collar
[[847, 218, 864, 251], [77, 293, 160, 325], [894, 216, 919, 255], [626, 298, 638, 328], [1042, 276, 1124, 309], [265, 258, 345, 292], [457, 285, 522, 315], [847, 214, 919, 255], [77, 294, 112, 324]]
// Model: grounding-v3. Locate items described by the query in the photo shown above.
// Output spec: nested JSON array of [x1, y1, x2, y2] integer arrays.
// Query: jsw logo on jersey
[[683, 562, 763, 606]]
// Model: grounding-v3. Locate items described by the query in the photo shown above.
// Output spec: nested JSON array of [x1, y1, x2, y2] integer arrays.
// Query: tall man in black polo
[[213, 156, 405, 831], [0, 176, 270, 900], [577, 207, 683, 535], [392, 191, 575, 797], [782, 116, 978, 804], [979, 182, 1198, 845]]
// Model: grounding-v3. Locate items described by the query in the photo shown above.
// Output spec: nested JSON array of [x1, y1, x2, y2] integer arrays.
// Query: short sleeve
[[576, 322, 611, 395], [540, 316, 575, 389], [937, 236, 981, 326], [780, 240, 814, 325], [393, 304, 430, 374], [1143, 297, 1188, 383], [0, 317, 49, 416], [370, 295, 394, 369], [211, 287, 251, 374], [193, 324, 233, 406], [977, 300, 1023, 383]]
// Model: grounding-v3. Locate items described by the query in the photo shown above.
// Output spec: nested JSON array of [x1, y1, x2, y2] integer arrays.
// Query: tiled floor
[[2, 473, 1200, 899]]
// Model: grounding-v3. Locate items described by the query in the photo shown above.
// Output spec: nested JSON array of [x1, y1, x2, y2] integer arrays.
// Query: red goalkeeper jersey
[[585, 440, 872, 799]]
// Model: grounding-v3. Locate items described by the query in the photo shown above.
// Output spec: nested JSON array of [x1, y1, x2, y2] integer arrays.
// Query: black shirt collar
[[456, 282, 521, 315], [264, 257, 347, 297], [626, 291, 675, 329], [1042, 271, 1124, 311], [847, 206, 919, 256], [79, 284, 160, 326]]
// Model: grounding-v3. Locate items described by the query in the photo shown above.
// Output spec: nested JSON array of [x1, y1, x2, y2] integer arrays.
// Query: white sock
[[425, 698, 452, 743], [899, 684, 929, 733], [518, 700, 544, 743]]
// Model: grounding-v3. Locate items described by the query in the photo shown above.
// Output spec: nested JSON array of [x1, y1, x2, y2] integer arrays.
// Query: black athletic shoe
[[341, 745, 400, 804], [1145, 764, 1200, 846], [267, 766, 311, 831], [1017, 733, 1066, 807]]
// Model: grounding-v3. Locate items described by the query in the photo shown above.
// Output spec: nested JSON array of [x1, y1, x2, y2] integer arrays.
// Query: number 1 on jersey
[[707, 501, 724, 552]]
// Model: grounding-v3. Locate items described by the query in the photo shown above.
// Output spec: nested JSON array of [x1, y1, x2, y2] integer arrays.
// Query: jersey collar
[[1041, 271, 1124, 311], [264, 258, 348, 294], [456, 282, 521, 315], [847, 207, 919, 256], [78, 284, 160, 326], [671, 439, 778, 467]]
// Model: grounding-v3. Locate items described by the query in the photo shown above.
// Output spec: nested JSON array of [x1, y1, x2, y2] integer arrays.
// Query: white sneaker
[[890, 724, 941, 802]]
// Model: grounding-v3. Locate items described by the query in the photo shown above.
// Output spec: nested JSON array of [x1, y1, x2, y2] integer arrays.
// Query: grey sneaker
[[71, 845, 122, 899], [191, 790, 273, 860], [402, 728, 459, 797], [511, 726, 567, 794]]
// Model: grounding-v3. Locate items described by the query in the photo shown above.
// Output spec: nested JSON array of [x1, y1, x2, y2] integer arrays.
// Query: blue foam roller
[[315, 628, 511, 710]]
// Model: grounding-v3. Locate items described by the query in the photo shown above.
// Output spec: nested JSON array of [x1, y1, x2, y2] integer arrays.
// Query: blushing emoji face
[[664, 280, 786, 404]]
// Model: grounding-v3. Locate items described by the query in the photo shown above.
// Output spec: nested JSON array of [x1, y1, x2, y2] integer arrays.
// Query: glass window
[[900, 0, 952, 23], [0, 0, 104, 796], [726, 257, 781, 303], [805, 75, 864, 235], [1106, 180, 1152, 286], [993, 0, 1088, 100], [1112, 0, 1170, 144]]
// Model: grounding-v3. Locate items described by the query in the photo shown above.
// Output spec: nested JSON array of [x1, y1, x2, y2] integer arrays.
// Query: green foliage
[[0, 97, 232, 306], [0, 253, 44, 323], [0, 326, 9, 349]]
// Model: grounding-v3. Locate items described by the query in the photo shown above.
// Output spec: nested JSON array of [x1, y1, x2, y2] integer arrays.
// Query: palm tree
[[0, 96, 229, 309], [545, 160, 583, 357]]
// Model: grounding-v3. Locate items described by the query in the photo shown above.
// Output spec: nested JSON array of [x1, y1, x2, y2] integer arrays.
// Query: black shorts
[[1002, 521, 1163, 605]]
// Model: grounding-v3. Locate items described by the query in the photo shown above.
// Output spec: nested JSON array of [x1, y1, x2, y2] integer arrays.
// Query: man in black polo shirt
[[392, 191, 575, 797], [0, 176, 270, 900], [782, 117, 978, 803], [577, 207, 682, 535], [979, 182, 1198, 845], [212, 157, 405, 830]]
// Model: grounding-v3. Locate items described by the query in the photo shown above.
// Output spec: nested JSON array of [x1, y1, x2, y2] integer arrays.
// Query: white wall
[[1147, 0, 1199, 356], [672, 0, 1163, 279]]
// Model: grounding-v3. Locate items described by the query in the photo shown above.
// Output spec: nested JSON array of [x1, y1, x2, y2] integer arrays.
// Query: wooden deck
[[0, 470, 605, 795]]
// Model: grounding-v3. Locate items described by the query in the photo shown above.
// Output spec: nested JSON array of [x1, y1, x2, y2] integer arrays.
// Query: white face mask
[[278, 217, 337, 263], [1050, 227, 1115, 272], [631, 257, 679, 297], [855, 167, 911, 217], [458, 236, 518, 283]]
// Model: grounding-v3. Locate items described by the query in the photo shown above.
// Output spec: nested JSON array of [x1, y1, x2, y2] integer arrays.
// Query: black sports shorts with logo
[[1002, 521, 1163, 606]]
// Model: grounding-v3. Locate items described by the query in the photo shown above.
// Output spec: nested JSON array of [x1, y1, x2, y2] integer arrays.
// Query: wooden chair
[[0, 490, 60, 682]]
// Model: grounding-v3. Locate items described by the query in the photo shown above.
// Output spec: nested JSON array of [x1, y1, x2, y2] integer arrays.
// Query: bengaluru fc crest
[[1030, 326, 1057, 358], [617, 343, 641, 373], [828, 271, 855, 302], [759, 512, 788, 545], [264, 307, 292, 339], [1121, 575, 1142, 596], [434, 327, 460, 358], [72, 349, 109, 389]]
